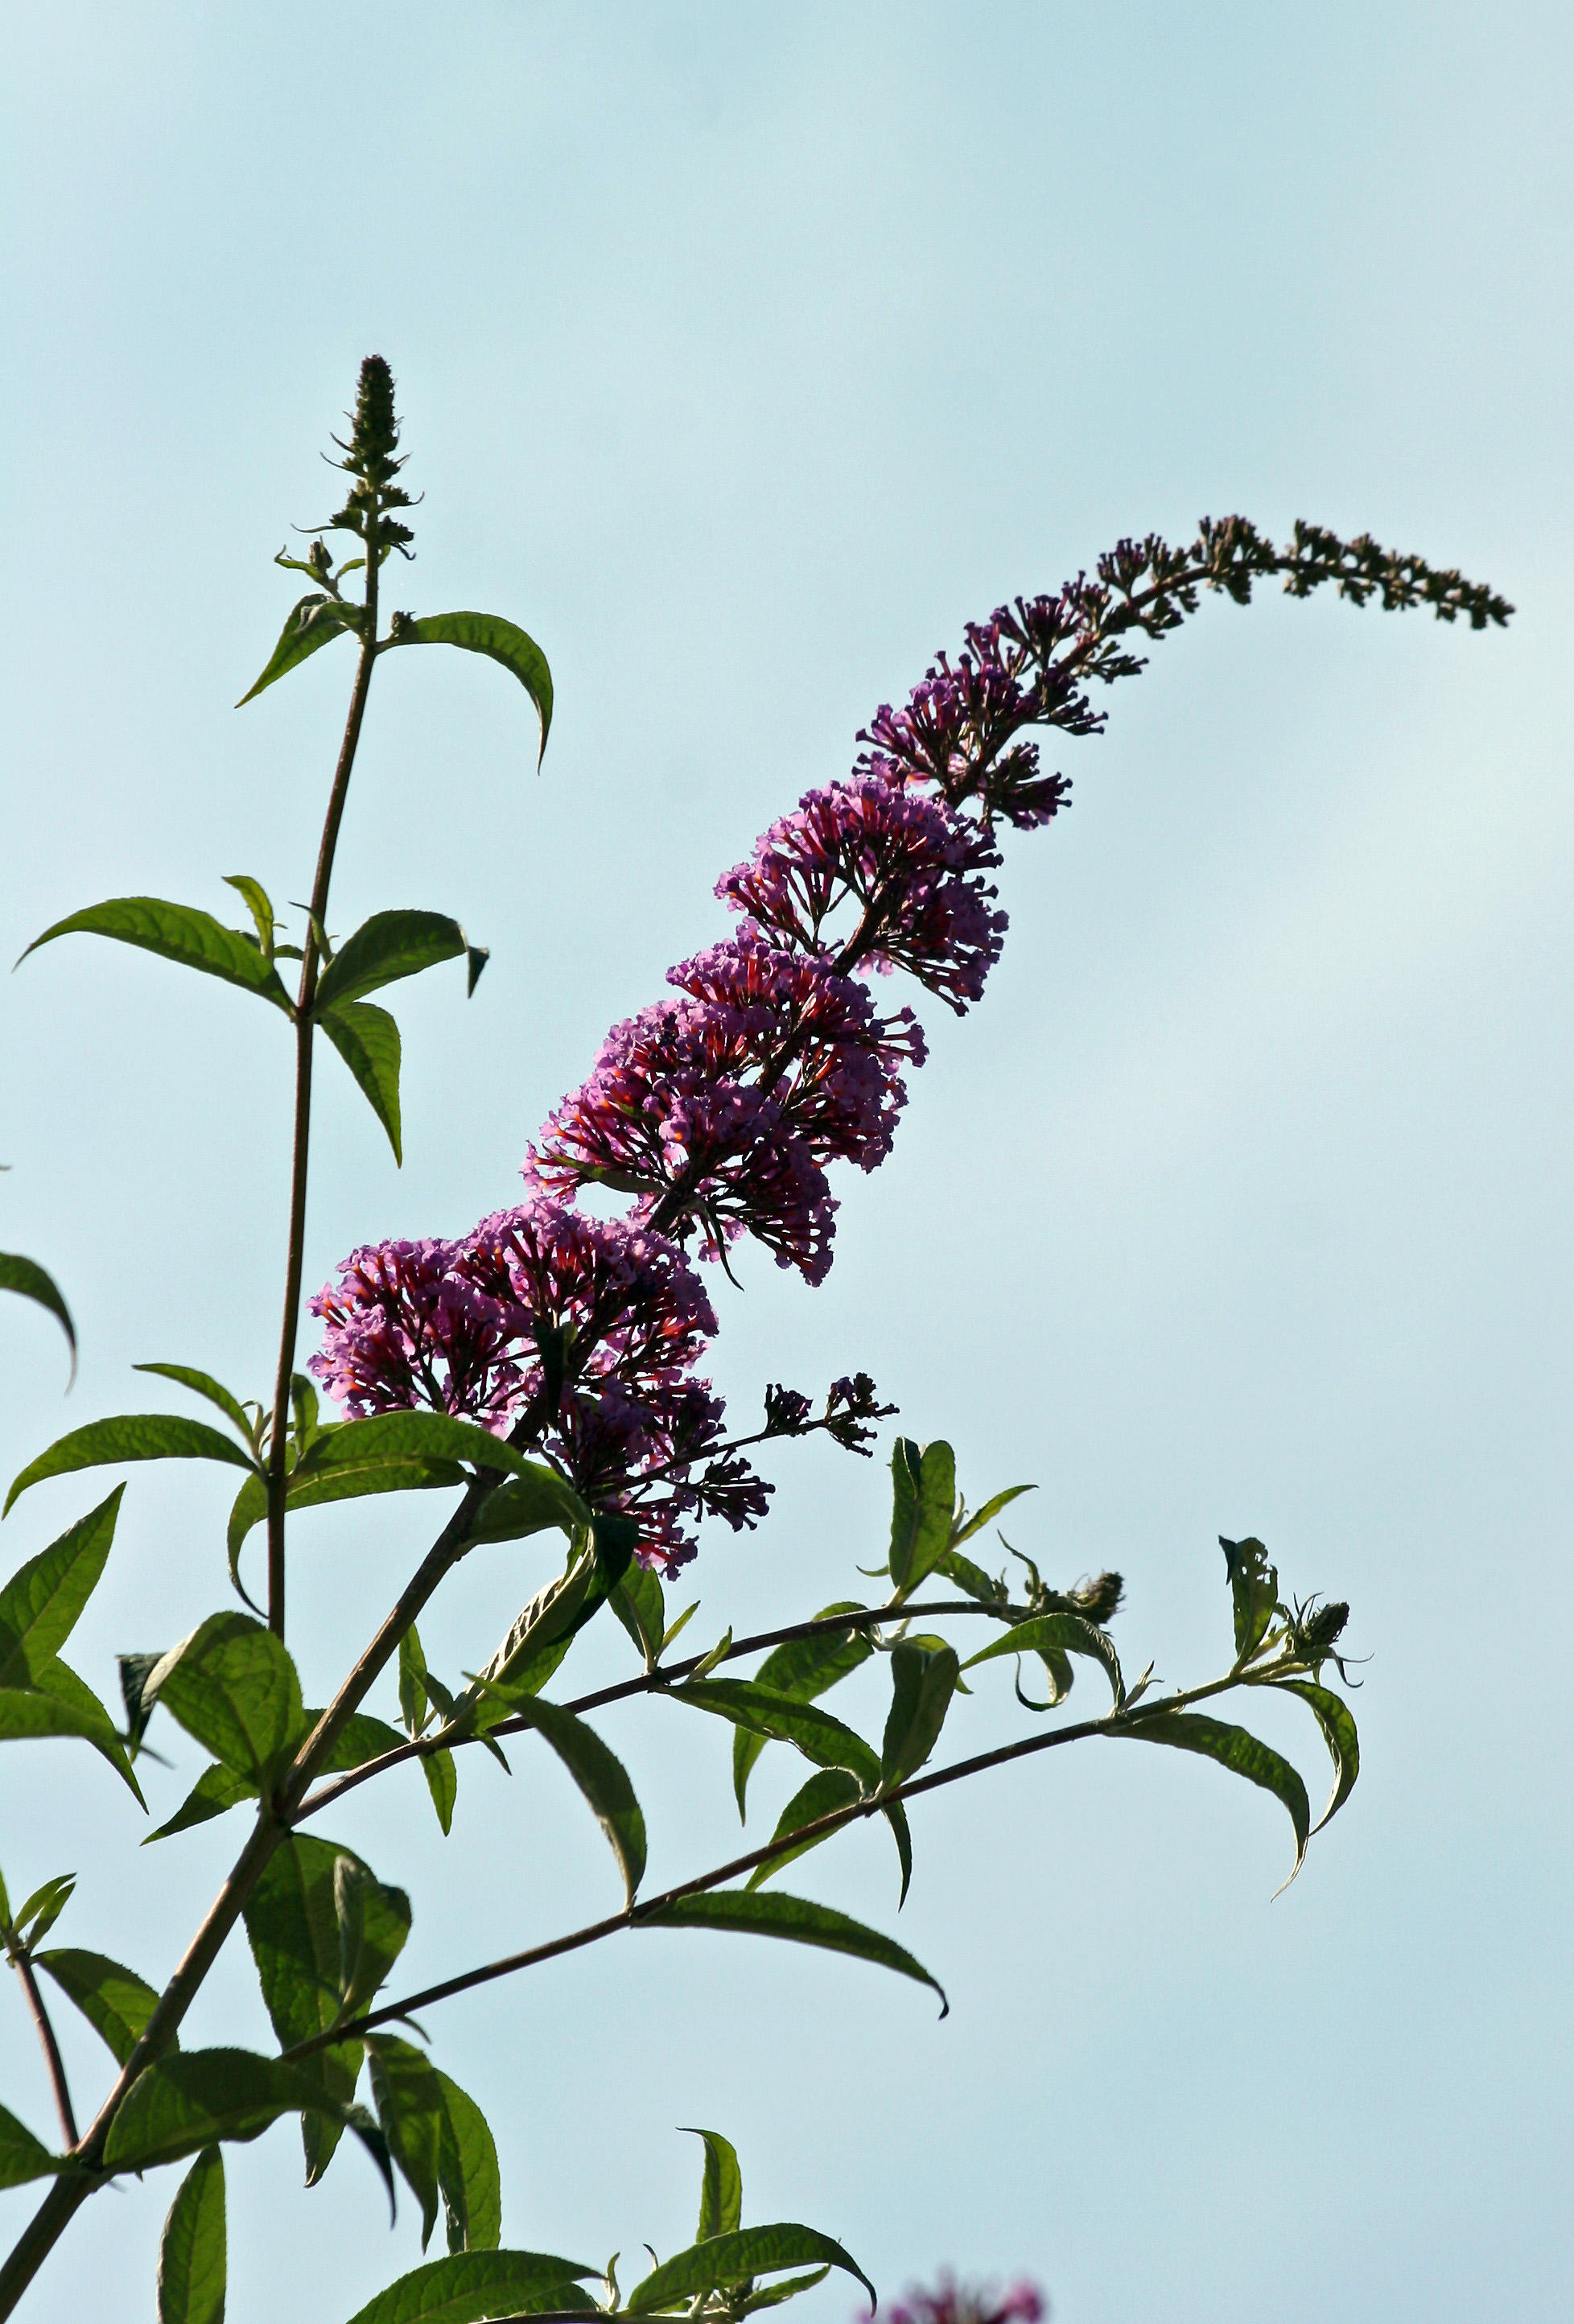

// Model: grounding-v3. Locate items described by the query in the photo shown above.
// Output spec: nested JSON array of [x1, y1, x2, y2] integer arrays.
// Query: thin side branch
[[8, 1955, 78, 2150]]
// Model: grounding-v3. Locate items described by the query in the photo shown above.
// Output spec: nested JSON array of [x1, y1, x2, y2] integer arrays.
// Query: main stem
[[265, 554, 381, 1638]]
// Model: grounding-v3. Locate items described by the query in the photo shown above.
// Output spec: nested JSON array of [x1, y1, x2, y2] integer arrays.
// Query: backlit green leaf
[[0, 2102, 59, 2190], [336, 1856, 413, 2021], [0, 1489, 123, 1678], [19, 897, 294, 1012], [628, 2223, 874, 2315], [157, 2146, 225, 2324], [422, 1749, 458, 1836], [319, 1001, 403, 1164], [105, 2050, 394, 2214], [6, 1417, 257, 1518], [369, 2036, 444, 2251], [685, 2124, 742, 2241], [733, 1605, 873, 1821], [435, 2072, 501, 2255], [609, 1561, 667, 1670], [949, 1482, 1035, 1548], [222, 874, 278, 957], [1220, 1536, 1279, 1665], [641, 1889, 946, 2015], [744, 1768, 860, 1892], [880, 1641, 958, 1789], [134, 1365, 254, 1442], [146, 1613, 306, 1784], [392, 612, 553, 764], [505, 1698, 645, 1904], [315, 911, 472, 1014], [146, 1764, 258, 1844], [677, 1679, 880, 1793], [241, 1832, 363, 2184], [888, 1439, 956, 1597], [339, 2249, 596, 2324], [1276, 1679, 1360, 1832], [960, 1610, 1123, 1704], [238, 592, 361, 705], [1115, 1709, 1311, 1887], [0, 1253, 76, 1381], [30, 1654, 146, 1802], [36, 1947, 167, 2066]]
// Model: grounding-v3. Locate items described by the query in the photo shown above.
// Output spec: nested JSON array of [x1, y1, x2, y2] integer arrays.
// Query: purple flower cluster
[[876, 2277, 1046, 2324]]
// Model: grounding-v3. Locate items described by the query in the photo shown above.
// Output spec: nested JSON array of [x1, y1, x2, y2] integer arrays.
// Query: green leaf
[[641, 1889, 946, 2016], [297, 1411, 553, 1494], [1115, 1710, 1311, 1887], [6, 1416, 257, 1518], [0, 1683, 116, 1749], [676, 1679, 880, 1793], [1220, 1536, 1279, 1664], [685, 2124, 742, 2242], [146, 1613, 306, 1784], [738, 2267, 832, 2313], [435, 2072, 501, 2254], [931, 1547, 1006, 1605], [29, 1654, 146, 1802], [103, 2049, 390, 2196], [241, 1832, 365, 2184], [146, 1763, 258, 1843], [399, 1625, 431, 1735], [11, 1873, 75, 1946], [337, 1856, 413, 2021], [0, 1253, 75, 1381], [960, 1611, 1124, 1704], [134, 1366, 254, 1443], [452, 1542, 607, 1724], [609, 1560, 667, 1670], [368, 2036, 445, 2252], [237, 592, 361, 705], [744, 1768, 861, 1893], [157, 2146, 225, 2324], [36, 1947, 166, 2066], [0, 1488, 124, 1679], [1277, 1679, 1360, 1832], [460, 1465, 591, 1545], [422, 1749, 458, 1836], [880, 1640, 958, 1789], [505, 1698, 646, 1905], [0, 2101, 60, 2190], [888, 1439, 956, 1596], [222, 874, 278, 957], [628, 2223, 875, 2315], [949, 1482, 1036, 1548], [315, 911, 475, 1014], [320, 1001, 404, 1164], [733, 1605, 873, 1821], [19, 896, 294, 1012], [340, 2249, 597, 2324], [392, 612, 553, 765]]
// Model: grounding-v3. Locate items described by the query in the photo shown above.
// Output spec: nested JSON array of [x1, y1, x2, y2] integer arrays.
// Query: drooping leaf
[[237, 592, 361, 705], [0, 2102, 60, 2190], [949, 1483, 1036, 1549], [398, 1626, 431, 1735], [609, 1560, 667, 1670], [36, 1947, 167, 2066], [157, 2146, 225, 2324], [0, 1683, 117, 1749], [336, 1856, 413, 2021], [733, 1605, 873, 1821], [19, 897, 294, 1012], [461, 1466, 591, 1546], [0, 1489, 124, 1678], [1276, 1679, 1361, 1832], [102, 2048, 369, 2174], [960, 1611, 1124, 1704], [146, 1614, 307, 1784], [887, 1439, 957, 1597], [391, 612, 553, 764], [628, 2224, 875, 2315], [295, 1411, 555, 1494], [0, 1253, 76, 1381], [134, 1365, 255, 1443], [641, 1889, 946, 2016], [339, 2249, 597, 2324], [30, 1654, 146, 1801], [453, 1542, 607, 1724], [504, 1697, 645, 1904], [1114, 1710, 1311, 1886], [435, 2072, 501, 2255], [685, 2125, 743, 2242], [422, 1749, 458, 1836], [744, 1768, 861, 1892], [931, 1547, 1005, 1605], [146, 1764, 258, 1844], [1220, 1536, 1279, 1665], [319, 1001, 404, 1164], [315, 911, 475, 1014], [880, 1641, 958, 1790], [6, 1417, 257, 1517], [241, 1832, 364, 2185], [368, 2036, 445, 2252], [676, 1679, 880, 1794]]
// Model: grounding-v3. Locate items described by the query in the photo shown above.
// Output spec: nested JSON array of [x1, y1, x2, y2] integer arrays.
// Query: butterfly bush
[[312, 514, 1509, 1568]]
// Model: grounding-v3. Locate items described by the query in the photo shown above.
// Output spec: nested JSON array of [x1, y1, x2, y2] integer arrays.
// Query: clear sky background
[[2, 6, 1569, 2321]]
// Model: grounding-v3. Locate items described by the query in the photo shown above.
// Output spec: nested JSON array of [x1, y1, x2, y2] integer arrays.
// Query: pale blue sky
[[2, 7, 1570, 2322]]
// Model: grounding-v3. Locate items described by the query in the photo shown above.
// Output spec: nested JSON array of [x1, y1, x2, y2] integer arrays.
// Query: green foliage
[[886, 1438, 956, 1596], [433, 2071, 501, 2254], [19, 896, 295, 1013], [320, 1002, 406, 1162], [157, 2148, 225, 2324], [744, 1768, 862, 1893], [502, 1698, 646, 1905], [1116, 1711, 1311, 1887], [313, 911, 484, 1013], [880, 1640, 959, 1789], [628, 2223, 874, 2315], [0, 1490, 144, 1799], [340, 2248, 595, 2324], [6, 1415, 258, 1517], [386, 612, 554, 764], [237, 593, 362, 704], [686, 2125, 744, 2241], [35, 1947, 167, 2066], [103, 2048, 394, 2208], [1220, 1536, 1279, 1666], [1275, 1679, 1361, 1832], [960, 1609, 1123, 1706], [0, 2102, 59, 2190], [0, 1254, 75, 1382], [146, 1614, 306, 1786], [134, 1366, 257, 1444], [731, 1604, 872, 1820], [641, 1889, 947, 2016], [367, 2036, 446, 2250]]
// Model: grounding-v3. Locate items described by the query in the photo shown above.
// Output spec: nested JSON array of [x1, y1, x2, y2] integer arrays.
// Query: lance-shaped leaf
[[10, 1873, 75, 1947], [36, 1947, 167, 2066], [238, 592, 361, 705], [628, 2224, 875, 2315], [504, 1697, 646, 1904], [315, 910, 484, 1014], [242, 1833, 365, 2184], [320, 1000, 404, 1164], [745, 1767, 862, 1893], [369, 2035, 446, 2251], [0, 1253, 75, 1381], [223, 874, 279, 957], [452, 1533, 616, 1725], [462, 1465, 591, 1546], [641, 1889, 947, 2016], [0, 1683, 112, 1748], [961, 1610, 1124, 1704], [435, 2072, 501, 2255], [686, 2124, 743, 2241], [337, 1856, 414, 2022], [6, 1417, 257, 1517], [932, 1547, 1007, 1605], [950, 1482, 1036, 1548], [389, 612, 553, 764], [1276, 1679, 1360, 1832], [157, 2146, 225, 2324], [134, 1364, 255, 1442], [1220, 1535, 1279, 1665], [103, 2048, 393, 2207], [340, 2249, 598, 2324], [0, 2102, 60, 2190], [30, 1653, 145, 1801], [1113, 1710, 1311, 1887], [676, 1679, 880, 1792], [887, 1439, 956, 1596], [0, 1488, 123, 1677], [732, 1603, 872, 1821], [146, 1613, 307, 1785], [146, 1711, 404, 1844], [19, 897, 294, 1012], [609, 1560, 667, 1670], [880, 1641, 958, 1790], [147, 1764, 258, 1844], [422, 1749, 459, 1836]]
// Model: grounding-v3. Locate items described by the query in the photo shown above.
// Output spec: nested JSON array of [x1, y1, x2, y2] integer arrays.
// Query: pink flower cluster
[[880, 2278, 1046, 2324]]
